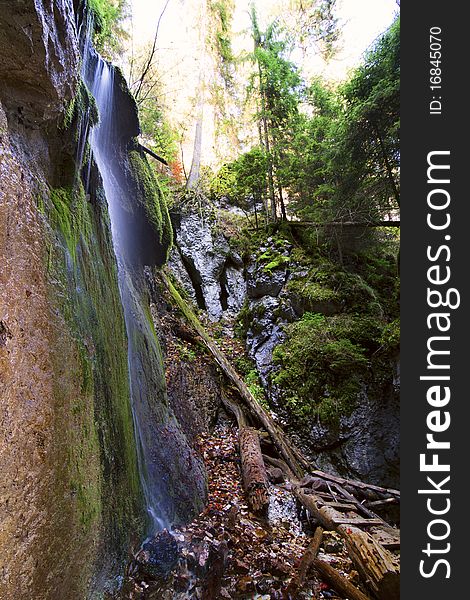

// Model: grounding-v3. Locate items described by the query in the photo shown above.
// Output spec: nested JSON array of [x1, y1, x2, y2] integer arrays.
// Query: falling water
[[80, 23, 168, 533]]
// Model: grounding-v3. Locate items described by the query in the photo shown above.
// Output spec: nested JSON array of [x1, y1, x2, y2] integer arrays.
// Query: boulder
[[136, 530, 179, 580], [246, 263, 287, 299]]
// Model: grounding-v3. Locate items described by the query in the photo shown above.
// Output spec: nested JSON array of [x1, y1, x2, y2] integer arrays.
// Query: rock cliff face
[[170, 207, 246, 321], [169, 208, 400, 489], [0, 0, 79, 128], [0, 3, 206, 598]]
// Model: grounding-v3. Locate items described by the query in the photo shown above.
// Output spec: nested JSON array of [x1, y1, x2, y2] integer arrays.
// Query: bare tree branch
[[133, 0, 171, 102]]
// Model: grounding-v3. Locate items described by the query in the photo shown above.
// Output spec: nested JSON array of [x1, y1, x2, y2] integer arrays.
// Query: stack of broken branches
[[161, 271, 400, 600]]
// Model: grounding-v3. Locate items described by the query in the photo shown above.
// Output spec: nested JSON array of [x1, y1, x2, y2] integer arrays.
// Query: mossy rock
[[272, 312, 379, 426], [63, 79, 99, 132], [128, 148, 173, 261], [49, 183, 92, 262]]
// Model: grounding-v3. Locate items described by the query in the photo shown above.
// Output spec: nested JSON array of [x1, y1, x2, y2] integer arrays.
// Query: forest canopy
[[210, 16, 400, 227]]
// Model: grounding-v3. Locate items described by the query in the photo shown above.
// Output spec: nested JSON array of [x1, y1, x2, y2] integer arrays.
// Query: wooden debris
[[285, 526, 323, 599], [223, 394, 269, 513], [222, 392, 247, 428], [263, 453, 297, 481], [366, 498, 399, 509], [332, 482, 387, 522], [321, 502, 357, 511], [161, 272, 401, 599], [239, 427, 269, 513], [333, 518, 385, 526], [162, 271, 307, 478], [313, 557, 372, 600], [308, 470, 400, 500], [294, 489, 400, 600]]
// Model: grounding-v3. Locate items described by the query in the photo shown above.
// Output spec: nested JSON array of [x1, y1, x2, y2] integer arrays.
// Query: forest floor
[[116, 415, 364, 599]]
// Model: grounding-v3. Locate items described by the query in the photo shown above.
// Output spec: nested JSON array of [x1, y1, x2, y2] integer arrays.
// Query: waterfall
[[80, 24, 168, 534]]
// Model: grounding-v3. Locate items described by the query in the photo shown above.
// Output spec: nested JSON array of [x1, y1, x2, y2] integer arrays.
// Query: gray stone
[[302, 385, 400, 488], [171, 211, 400, 488], [225, 264, 246, 313], [167, 247, 197, 304], [0, 0, 79, 127], [246, 263, 287, 299], [172, 208, 246, 321]]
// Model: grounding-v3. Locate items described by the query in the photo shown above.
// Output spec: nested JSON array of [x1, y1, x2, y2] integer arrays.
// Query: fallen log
[[162, 271, 306, 478], [138, 143, 169, 166], [223, 394, 269, 513], [263, 453, 297, 481], [312, 558, 372, 600], [284, 526, 323, 599], [332, 482, 388, 525], [221, 393, 247, 428], [366, 498, 399, 509], [294, 489, 400, 600], [287, 220, 400, 229], [309, 471, 400, 500], [239, 427, 270, 513], [263, 455, 400, 600], [160, 271, 400, 598]]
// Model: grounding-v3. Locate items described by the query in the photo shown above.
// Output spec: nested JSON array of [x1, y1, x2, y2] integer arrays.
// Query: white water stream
[[80, 22, 167, 533]]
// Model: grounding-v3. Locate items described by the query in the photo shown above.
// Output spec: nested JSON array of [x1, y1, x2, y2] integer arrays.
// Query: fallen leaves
[[117, 422, 363, 599]]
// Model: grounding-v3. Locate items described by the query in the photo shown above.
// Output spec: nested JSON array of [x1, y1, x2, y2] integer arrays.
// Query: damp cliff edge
[[0, 2, 205, 598]]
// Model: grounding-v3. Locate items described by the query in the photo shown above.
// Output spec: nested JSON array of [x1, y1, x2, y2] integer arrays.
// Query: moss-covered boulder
[[128, 147, 173, 260]]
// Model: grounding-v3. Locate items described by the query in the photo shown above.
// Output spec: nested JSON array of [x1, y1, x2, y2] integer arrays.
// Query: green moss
[[380, 318, 400, 353], [272, 312, 370, 425], [46, 174, 145, 578], [272, 306, 399, 426], [176, 342, 197, 362], [286, 258, 383, 315], [255, 241, 292, 274], [288, 278, 340, 305], [264, 254, 290, 272], [77, 341, 94, 395], [63, 80, 99, 132], [245, 369, 269, 409], [49, 183, 92, 262], [35, 192, 46, 214], [234, 300, 252, 338], [128, 149, 173, 259]]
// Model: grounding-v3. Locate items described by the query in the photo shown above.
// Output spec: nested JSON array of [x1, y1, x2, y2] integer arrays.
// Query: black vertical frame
[[401, 2, 467, 597]]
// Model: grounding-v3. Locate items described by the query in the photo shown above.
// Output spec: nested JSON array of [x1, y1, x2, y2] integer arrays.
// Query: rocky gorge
[[0, 2, 400, 598], [169, 204, 400, 489]]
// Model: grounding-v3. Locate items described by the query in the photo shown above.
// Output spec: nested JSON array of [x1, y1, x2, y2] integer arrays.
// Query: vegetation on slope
[[88, 0, 129, 58], [230, 221, 400, 427]]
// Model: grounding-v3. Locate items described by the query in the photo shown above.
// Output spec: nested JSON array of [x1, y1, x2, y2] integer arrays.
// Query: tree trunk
[[187, 102, 204, 189], [253, 192, 260, 230], [257, 62, 276, 220], [312, 558, 372, 600], [222, 396, 269, 513], [278, 183, 287, 220], [306, 470, 400, 501], [285, 526, 323, 599], [262, 114, 276, 221], [187, 3, 207, 190], [239, 427, 269, 513]]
